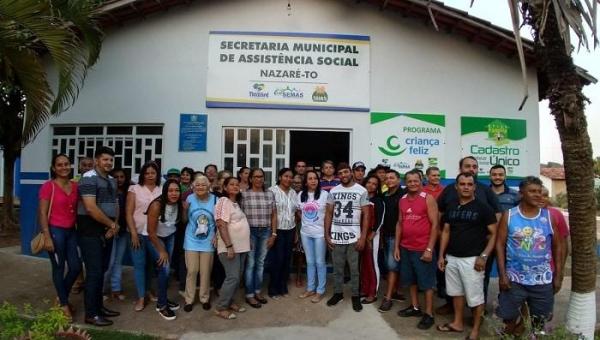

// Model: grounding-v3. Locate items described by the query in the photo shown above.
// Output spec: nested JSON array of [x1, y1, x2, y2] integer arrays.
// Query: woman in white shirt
[[298, 170, 329, 303], [267, 168, 299, 299]]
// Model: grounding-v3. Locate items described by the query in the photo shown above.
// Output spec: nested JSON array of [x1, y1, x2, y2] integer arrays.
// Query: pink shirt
[[128, 184, 162, 235], [39, 180, 78, 229], [215, 197, 250, 254], [399, 191, 431, 251]]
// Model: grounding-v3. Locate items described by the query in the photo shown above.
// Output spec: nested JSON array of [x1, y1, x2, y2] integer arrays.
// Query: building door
[[289, 130, 350, 170], [222, 127, 350, 186], [222, 127, 289, 187]]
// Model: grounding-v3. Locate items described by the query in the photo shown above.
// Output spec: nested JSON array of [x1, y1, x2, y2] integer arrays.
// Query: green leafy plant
[[0, 301, 27, 339], [0, 301, 69, 340]]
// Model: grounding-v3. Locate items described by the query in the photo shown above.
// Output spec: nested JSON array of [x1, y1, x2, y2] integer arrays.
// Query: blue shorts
[[400, 247, 436, 290], [385, 237, 401, 272], [496, 282, 554, 321]]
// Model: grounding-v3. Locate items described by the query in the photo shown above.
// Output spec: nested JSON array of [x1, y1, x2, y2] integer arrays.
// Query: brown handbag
[[31, 181, 55, 254]]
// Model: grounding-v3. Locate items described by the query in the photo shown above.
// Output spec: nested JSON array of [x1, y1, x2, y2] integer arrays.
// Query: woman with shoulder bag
[[37, 154, 81, 321]]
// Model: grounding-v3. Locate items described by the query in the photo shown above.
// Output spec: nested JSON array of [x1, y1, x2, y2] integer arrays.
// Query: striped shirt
[[240, 190, 276, 228], [269, 185, 300, 230]]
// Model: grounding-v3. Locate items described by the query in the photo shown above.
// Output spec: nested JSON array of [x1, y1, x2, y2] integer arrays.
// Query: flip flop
[[215, 310, 236, 320], [437, 323, 464, 333]]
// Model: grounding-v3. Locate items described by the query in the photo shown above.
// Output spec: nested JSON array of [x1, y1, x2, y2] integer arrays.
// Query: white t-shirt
[[327, 183, 369, 244], [299, 190, 330, 238]]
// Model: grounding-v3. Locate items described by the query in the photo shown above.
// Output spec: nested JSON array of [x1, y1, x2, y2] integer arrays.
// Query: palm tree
[[506, 1, 598, 337], [0, 0, 103, 232]]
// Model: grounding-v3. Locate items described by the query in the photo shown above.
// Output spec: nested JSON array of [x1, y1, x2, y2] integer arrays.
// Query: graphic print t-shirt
[[299, 191, 330, 238], [327, 183, 369, 244]]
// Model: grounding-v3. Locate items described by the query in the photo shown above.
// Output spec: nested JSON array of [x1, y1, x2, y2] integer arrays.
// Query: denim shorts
[[496, 282, 554, 321], [400, 247, 436, 290], [385, 237, 401, 272]]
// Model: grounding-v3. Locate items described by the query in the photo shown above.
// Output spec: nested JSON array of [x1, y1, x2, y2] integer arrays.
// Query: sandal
[[255, 295, 268, 304], [134, 298, 145, 312], [215, 309, 236, 320], [111, 291, 126, 301], [437, 323, 464, 333], [311, 293, 324, 303], [299, 291, 316, 299], [229, 303, 246, 313]]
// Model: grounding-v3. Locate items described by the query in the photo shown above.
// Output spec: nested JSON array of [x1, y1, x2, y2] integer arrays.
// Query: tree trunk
[[0, 148, 18, 234], [531, 3, 596, 338]]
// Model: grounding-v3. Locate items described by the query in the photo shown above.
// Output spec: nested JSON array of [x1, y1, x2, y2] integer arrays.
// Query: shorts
[[400, 247, 436, 290], [445, 255, 485, 307], [385, 237, 401, 272], [496, 282, 554, 321]]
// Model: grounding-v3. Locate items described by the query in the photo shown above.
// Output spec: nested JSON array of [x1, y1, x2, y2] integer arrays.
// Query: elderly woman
[[182, 175, 217, 312]]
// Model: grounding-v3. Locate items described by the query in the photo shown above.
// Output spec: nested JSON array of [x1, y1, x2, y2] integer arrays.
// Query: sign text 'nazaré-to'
[[460, 116, 527, 177], [206, 31, 370, 112], [370, 112, 446, 176]]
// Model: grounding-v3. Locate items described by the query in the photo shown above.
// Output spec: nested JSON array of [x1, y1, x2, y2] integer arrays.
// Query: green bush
[[0, 302, 68, 340], [552, 192, 569, 209]]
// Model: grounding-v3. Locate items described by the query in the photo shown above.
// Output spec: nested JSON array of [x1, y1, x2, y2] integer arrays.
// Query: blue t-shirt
[[506, 207, 554, 285], [184, 193, 216, 252]]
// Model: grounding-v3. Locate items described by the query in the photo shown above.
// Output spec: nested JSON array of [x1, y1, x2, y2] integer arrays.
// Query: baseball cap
[[167, 168, 181, 176], [352, 161, 366, 170], [374, 163, 391, 171]]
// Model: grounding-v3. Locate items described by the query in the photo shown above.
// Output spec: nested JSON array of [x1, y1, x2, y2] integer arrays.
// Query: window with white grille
[[51, 125, 163, 179], [222, 127, 289, 187]]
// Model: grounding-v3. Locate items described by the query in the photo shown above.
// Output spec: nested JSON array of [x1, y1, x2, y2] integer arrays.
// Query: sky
[[442, 0, 599, 164]]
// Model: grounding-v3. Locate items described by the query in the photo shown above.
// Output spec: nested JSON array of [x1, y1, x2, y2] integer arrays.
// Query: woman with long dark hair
[[104, 168, 130, 301], [268, 167, 299, 299], [215, 177, 250, 319], [360, 174, 385, 304], [38, 153, 81, 321], [126, 161, 162, 311], [298, 170, 329, 303], [146, 179, 183, 320], [237, 166, 250, 192]]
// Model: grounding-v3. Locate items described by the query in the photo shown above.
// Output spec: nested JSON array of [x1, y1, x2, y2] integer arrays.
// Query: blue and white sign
[[207, 31, 370, 112], [179, 114, 207, 151]]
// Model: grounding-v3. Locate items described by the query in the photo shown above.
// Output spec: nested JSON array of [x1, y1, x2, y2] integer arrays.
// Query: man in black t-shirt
[[377, 169, 406, 313], [437, 172, 497, 340], [435, 156, 501, 314]]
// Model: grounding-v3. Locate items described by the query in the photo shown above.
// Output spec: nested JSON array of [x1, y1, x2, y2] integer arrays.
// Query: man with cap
[[166, 168, 181, 181], [352, 161, 366, 183]]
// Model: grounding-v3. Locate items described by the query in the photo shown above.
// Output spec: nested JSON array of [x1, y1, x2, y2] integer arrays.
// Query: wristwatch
[[480, 253, 488, 260], [271, 232, 278, 237], [425, 248, 432, 253]]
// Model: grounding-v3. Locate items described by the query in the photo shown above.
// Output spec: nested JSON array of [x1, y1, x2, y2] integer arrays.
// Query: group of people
[[37, 147, 569, 339]]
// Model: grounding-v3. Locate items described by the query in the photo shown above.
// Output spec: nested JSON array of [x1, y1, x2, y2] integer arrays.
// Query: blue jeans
[[48, 226, 82, 306], [146, 234, 175, 308], [268, 229, 294, 296], [300, 233, 327, 294], [385, 237, 401, 272], [104, 232, 129, 292], [130, 234, 152, 299], [245, 227, 271, 297]]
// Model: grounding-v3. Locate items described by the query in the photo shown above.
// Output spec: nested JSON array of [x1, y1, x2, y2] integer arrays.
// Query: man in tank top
[[496, 176, 563, 335]]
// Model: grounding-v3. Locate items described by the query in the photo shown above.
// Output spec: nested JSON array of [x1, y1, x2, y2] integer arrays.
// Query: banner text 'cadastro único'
[[460, 116, 527, 177], [206, 31, 370, 112]]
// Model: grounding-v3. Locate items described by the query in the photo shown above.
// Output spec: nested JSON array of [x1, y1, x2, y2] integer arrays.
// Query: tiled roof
[[540, 167, 565, 180]]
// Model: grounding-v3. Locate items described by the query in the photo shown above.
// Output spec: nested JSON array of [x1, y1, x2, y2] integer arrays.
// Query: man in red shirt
[[422, 167, 444, 200], [394, 170, 439, 330]]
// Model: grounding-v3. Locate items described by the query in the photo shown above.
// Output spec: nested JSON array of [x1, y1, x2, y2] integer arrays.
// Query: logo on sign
[[378, 135, 407, 156], [312, 86, 328, 102], [274, 86, 304, 99], [486, 119, 509, 146], [249, 83, 269, 98]]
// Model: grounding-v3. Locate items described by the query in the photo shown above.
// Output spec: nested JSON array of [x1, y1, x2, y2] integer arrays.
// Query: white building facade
[[18, 0, 541, 251]]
